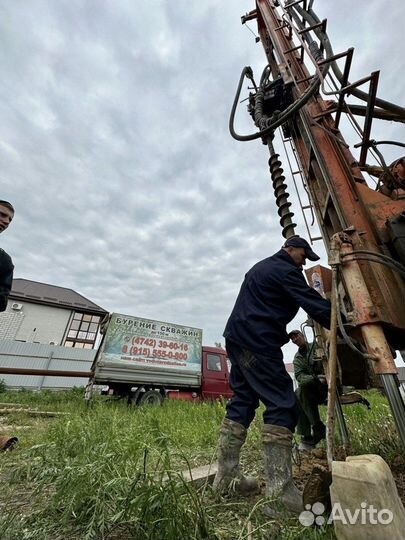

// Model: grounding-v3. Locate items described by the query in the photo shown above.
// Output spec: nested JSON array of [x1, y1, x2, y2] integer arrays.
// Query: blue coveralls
[[223, 249, 331, 432]]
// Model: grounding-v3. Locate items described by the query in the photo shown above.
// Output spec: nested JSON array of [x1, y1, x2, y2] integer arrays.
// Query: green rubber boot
[[212, 418, 258, 495], [263, 424, 303, 516]]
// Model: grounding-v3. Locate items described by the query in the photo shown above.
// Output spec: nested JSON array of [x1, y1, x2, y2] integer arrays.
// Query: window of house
[[207, 354, 222, 372], [64, 313, 101, 349]]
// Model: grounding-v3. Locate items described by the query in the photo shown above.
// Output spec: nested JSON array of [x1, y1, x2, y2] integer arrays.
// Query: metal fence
[[0, 340, 96, 390]]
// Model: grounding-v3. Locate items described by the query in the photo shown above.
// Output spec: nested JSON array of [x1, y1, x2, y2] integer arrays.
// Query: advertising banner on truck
[[99, 313, 203, 372]]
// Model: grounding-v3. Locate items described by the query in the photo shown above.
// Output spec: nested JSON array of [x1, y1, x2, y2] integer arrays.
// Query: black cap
[[288, 329, 301, 338], [282, 236, 320, 261]]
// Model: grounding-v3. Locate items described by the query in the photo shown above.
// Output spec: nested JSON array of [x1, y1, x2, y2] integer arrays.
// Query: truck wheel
[[138, 390, 163, 406]]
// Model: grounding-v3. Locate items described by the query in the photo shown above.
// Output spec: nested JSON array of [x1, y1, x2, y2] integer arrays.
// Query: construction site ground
[[0, 388, 404, 540]]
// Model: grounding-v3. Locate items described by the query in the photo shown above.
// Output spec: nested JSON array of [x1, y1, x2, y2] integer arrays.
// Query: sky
[[1, 0, 404, 364]]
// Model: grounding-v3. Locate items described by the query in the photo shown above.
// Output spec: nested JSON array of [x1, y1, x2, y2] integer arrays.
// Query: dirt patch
[[292, 447, 405, 504], [390, 454, 405, 502]]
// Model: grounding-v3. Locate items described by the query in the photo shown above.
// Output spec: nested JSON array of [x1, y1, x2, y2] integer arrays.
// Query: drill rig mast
[[231, 0, 405, 450]]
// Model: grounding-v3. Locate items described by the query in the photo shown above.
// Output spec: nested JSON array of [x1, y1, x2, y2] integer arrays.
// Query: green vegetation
[[0, 388, 402, 539]]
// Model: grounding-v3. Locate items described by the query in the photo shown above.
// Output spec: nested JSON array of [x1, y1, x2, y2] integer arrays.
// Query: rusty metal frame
[[334, 48, 354, 129], [241, 9, 257, 24], [252, 0, 405, 452], [297, 18, 326, 36], [355, 72, 380, 166], [337, 71, 379, 166], [254, 0, 405, 360], [285, 0, 307, 10]]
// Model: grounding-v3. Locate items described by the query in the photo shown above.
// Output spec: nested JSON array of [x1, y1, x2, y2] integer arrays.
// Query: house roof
[[10, 278, 107, 315]]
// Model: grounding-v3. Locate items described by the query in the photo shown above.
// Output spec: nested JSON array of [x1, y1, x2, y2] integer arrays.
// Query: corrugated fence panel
[[0, 340, 96, 390]]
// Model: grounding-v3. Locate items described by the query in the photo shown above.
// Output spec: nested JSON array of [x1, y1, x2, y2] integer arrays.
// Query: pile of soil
[[292, 447, 405, 504]]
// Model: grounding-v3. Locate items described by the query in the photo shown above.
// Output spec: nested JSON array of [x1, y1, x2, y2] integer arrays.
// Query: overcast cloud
[[1, 0, 404, 362]]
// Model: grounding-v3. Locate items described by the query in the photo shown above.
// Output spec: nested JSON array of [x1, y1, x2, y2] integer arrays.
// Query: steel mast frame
[[238, 0, 405, 450]]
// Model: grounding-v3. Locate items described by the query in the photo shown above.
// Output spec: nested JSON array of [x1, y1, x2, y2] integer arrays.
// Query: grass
[[0, 388, 402, 539], [342, 390, 403, 459]]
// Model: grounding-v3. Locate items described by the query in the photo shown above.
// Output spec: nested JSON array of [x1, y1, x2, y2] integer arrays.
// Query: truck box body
[[93, 313, 203, 388], [91, 314, 232, 403]]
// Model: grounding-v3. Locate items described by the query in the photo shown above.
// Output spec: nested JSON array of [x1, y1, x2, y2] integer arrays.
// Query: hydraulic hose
[[231, 2, 405, 143], [335, 292, 376, 360], [371, 141, 405, 149], [290, 2, 405, 119], [229, 62, 327, 141], [336, 250, 405, 360], [365, 143, 398, 189], [341, 249, 405, 280]]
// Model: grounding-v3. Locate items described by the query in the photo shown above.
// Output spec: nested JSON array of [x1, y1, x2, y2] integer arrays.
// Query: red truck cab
[[200, 346, 233, 400], [165, 346, 233, 403]]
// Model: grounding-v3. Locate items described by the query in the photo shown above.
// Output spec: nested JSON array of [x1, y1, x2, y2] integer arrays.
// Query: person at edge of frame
[[0, 200, 17, 452], [0, 200, 15, 312]]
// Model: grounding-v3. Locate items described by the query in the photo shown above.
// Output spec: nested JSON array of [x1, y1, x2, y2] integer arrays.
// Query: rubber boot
[[212, 418, 258, 495], [312, 421, 326, 445], [298, 435, 315, 452], [262, 424, 303, 515]]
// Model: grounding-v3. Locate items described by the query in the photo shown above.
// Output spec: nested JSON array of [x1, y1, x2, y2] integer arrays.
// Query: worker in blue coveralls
[[213, 236, 331, 516]]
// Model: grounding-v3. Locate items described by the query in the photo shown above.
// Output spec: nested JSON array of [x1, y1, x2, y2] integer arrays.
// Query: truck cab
[[201, 346, 233, 400]]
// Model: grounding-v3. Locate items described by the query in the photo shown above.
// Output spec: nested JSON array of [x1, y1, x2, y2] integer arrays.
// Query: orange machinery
[[230, 0, 405, 449]]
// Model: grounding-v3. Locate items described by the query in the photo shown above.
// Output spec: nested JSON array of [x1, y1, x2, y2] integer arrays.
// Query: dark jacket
[[223, 250, 331, 355], [293, 342, 323, 385], [0, 248, 14, 312]]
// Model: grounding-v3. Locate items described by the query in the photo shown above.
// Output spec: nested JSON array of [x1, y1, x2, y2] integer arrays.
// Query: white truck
[[88, 313, 232, 405]]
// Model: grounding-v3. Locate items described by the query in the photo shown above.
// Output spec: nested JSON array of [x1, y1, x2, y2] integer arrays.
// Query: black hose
[[260, 64, 272, 88], [343, 249, 405, 274], [335, 278, 375, 359], [363, 143, 398, 189], [339, 251, 405, 360], [231, 2, 405, 142], [342, 254, 405, 281], [229, 61, 327, 141], [290, 2, 405, 119], [228, 66, 259, 141], [230, 5, 338, 142], [370, 141, 405, 149]]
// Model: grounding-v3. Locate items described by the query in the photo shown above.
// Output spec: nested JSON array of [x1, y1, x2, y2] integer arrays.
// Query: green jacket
[[293, 342, 321, 386]]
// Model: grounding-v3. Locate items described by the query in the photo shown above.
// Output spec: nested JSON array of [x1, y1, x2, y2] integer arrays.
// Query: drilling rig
[[230, 0, 405, 451]]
